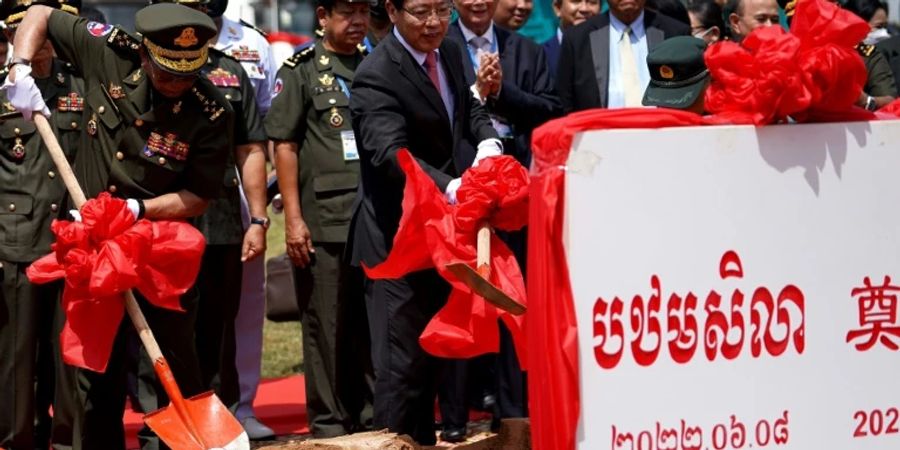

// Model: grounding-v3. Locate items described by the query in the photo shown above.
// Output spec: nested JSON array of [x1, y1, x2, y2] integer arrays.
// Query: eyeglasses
[[402, 3, 454, 22]]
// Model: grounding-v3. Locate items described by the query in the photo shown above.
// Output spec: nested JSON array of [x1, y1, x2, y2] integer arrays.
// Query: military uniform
[[265, 39, 373, 438], [41, 6, 233, 450], [0, 57, 84, 450], [191, 47, 266, 413], [858, 43, 898, 99]]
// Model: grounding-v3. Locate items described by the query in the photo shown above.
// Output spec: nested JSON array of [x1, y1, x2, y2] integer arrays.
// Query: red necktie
[[424, 51, 442, 96]]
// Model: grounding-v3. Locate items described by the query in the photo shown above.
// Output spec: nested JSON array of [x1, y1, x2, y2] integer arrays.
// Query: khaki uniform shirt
[[0, 59, 85, 262], [47, 11, 234, 202], [859, 43, 898, 98], [191, 49, 266, 246], [265, 40, 366, 244]]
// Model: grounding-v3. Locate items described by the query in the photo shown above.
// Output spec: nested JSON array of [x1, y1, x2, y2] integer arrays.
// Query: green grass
[[260, 207, 305, 378]]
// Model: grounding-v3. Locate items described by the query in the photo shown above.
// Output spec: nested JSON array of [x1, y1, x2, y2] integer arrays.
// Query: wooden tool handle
[[476, 222, 491, 278], [34, 114, 165, 364]]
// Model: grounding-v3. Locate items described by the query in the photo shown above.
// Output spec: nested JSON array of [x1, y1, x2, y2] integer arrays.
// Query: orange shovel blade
[[144, 391, 250, 450]]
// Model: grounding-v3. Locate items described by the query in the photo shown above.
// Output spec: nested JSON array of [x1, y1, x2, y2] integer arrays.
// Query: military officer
[[4, 4, 233, 449], [0, 0, 84, 448], [856, 41, 897, 110], [204, 0, 280, 437], [266, 0, 374, 438], [147, 0, 269, 429]]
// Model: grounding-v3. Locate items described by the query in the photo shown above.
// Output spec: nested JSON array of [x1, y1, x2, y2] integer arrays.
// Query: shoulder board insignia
[[857, 43, 875, 57], [240, 19, 268, 38], [192, 85, 227, 122], [283, 43, 315, 68], [357, 43, 368, 55], [107, 27, 141, 52]]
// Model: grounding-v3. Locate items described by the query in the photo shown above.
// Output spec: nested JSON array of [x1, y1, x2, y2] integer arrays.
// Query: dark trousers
[[0, 261, 57, 450], [297, 243, 373, 438], [366, 269, 450, 445], [69, 290, 202, 450], [193, 244, 243, 410]]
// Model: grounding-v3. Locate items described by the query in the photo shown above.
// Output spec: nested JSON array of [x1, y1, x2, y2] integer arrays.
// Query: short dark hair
[[388, 0, 404, 10], [723, 0, 741, 34], [647, 0, 691, 25], [687, 0, 724, 31], [843, 0, 887, 22]]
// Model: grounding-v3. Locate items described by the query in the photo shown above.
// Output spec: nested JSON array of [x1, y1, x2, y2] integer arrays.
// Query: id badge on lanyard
[[336, 77, 359, 161]]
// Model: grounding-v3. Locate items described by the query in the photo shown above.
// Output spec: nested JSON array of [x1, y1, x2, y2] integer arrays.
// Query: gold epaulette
[[283, 44, 315, 69], [107, 27, 141, 52], [191, 85, 227, 122], [857, 43, 875, 57]]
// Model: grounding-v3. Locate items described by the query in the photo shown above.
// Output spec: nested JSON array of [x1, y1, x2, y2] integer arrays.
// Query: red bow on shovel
[[28, 114, 249, 450]]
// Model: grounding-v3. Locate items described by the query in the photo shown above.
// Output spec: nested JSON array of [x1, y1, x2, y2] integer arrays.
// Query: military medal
[[87, 114, 98, 136], [12, 138, 24, 160], [329, 107, 343, 128], [57, 93, 85, 112], [108, 83, 125, 99], [206, 68, 240, 87], [318, 73, 334, 86]]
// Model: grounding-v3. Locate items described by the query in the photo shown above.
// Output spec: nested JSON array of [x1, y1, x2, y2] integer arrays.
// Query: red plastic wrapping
[[27, 193, 205, 372], [705, 0, 871, 124], [364, 150, 528, 362]]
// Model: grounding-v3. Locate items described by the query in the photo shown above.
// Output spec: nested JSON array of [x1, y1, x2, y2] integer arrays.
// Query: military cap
[[135, 3, 217, 75], [642, 36, 710, 110], [148, 0, 209, 8], [370, 0, 387, 20], [2, 0, 80, 27]]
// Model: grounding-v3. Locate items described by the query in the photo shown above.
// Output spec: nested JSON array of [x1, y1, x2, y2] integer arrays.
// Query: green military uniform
[[858, 43, 898, 99], [43, 5, 233, 450], [0, 57, 84, 450], [191, 47, 266, 413], [265, 39, 373, 437]]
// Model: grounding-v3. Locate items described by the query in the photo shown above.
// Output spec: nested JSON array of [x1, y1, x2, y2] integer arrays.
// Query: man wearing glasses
[[347, 0, 500, 444]]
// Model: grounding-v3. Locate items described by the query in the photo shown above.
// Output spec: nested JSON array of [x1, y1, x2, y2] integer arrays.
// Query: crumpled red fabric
[[705, 0, 871, 124], [27, 193, 205, 373], [363, 150, 528, 363]]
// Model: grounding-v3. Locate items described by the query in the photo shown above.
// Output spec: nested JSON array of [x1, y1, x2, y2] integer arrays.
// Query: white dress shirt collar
[[393, 27, 434, 66], [609, 10, 646, 39]]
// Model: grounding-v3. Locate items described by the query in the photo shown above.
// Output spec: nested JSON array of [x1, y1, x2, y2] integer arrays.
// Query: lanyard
[[363, 36, 374, 53], [336, 76, 351, 99], [465, 30, 498, 71]]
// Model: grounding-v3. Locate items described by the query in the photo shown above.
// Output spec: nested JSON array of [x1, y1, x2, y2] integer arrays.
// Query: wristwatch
[[865, 95, 877, 111], [7, 57, 30, 69], [249, 216, 270, 230]]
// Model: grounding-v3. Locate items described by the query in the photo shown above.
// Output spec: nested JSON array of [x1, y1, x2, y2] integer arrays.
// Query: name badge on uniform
[[341, 130, 359, 161]]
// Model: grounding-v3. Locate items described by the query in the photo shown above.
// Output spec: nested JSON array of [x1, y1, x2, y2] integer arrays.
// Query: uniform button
[[70, 122, 78, 129], [98, 106, 105, 114], [328, 98, 336, 105], [135, 119, 144, 126], [13, 127, 20, 135], [8, 203, 15, 212], [225, 94, 232, 100], [50, 203, 58, 212], [48, 171, 55, 179], [108, 185, 117, 193], [158, 157, 167, 165], [232, 177, 239, 186], [115, 151, 124, 161]]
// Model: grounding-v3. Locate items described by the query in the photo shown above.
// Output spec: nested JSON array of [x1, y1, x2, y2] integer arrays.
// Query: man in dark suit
[[556, 0, 690, 113], [543, 0, 600, 79], [347, 0, 500, 443]]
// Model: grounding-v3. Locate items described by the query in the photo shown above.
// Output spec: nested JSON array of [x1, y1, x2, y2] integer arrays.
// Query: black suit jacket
[[445, 22, 562, 166], [348, 31, 498, 267], [542, 34, 561, 81], [556, 10, 691, 113]]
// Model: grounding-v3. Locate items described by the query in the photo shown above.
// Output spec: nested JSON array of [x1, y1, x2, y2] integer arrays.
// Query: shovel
[[445, 222, 526, 316], [34, 114, 250, 450]]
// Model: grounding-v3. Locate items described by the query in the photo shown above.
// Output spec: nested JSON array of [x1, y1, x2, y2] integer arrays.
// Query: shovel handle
[[34, 114, 165, 364], [476, 222, 490, 278]]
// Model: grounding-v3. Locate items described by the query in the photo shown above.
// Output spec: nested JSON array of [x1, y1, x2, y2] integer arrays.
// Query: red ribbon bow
[[364, 150, 528, 364], [26, 193, 205, 372]]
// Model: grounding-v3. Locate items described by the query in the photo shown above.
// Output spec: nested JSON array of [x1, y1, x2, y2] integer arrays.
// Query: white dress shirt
[[607, 11, 651, 109]]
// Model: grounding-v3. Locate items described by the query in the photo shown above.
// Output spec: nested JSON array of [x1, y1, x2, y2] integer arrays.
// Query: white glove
[[444, 178, 462, 205], [472, 138, 503, 168], [126, 198, 142, 220], [1, 65, 50, 120], [68, 210, 82, 222]]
